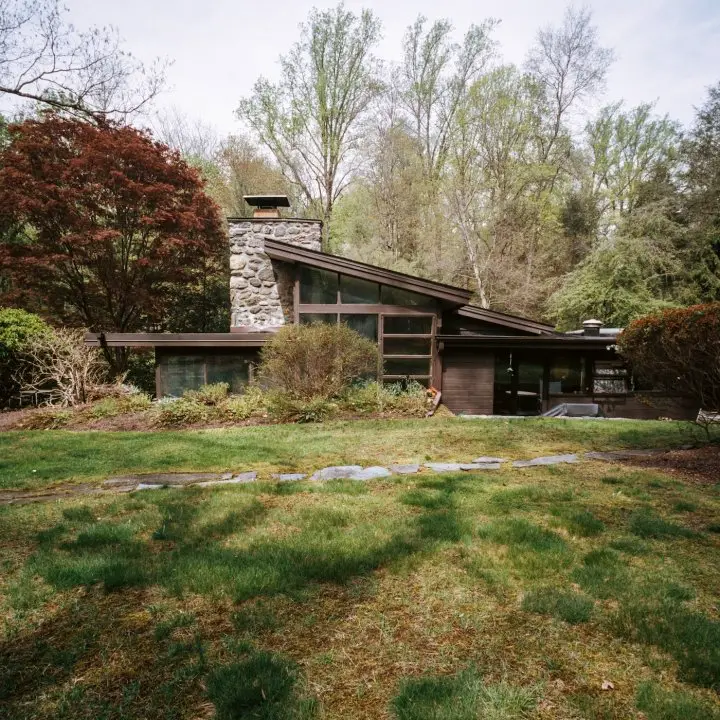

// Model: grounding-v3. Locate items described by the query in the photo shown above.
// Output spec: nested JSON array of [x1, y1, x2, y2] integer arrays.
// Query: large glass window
[[300, 313, 337, 325], [300, 267, 338, 304], [549, 355, 585, 394], [383, 337, 431, 355], [383, 315, 433, 334], [381, 285, 435, 309], [207, 356, 251, 394], [163, 355, 205, 397], [340, 275, 380, 304], [341, 314, 378, 342], [384, 358, 432, 376]]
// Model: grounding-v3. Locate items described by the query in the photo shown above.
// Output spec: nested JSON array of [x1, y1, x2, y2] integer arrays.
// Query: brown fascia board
[[455, 305, 559, 335], [437, 334, 616, 350], [85, 333, 270, 348], [263, 238, 472, 305]]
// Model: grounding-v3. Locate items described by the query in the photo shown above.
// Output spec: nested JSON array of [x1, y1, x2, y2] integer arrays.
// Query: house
[[86, 196, 697, 419]]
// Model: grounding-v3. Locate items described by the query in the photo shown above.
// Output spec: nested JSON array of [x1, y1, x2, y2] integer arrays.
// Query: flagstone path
[[0, 447, 685, 506]]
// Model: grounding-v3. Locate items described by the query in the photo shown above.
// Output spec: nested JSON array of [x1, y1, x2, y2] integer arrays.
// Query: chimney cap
[[243, 194, 290, 209], [582, 319, 603, 328]]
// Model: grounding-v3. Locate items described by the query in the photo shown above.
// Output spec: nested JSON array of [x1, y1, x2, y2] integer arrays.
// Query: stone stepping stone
[[462, 462, 502, 470], [196, 472, 257, 487], [512, 454, 579, 468], [310, 465, 363, 481], [351, 466, 391, 481], [105, 472, 231, 488], [273, 473, 307, 482], [472, 456, 507, 464], [136, 483, 164, 491], [425, 462, 502, 473], [389, 464, 420, 475]]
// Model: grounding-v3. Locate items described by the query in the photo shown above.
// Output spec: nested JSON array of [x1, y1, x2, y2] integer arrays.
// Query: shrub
[[85, 392, 152, 419], [340, 380, 429, 416], [184, 382, 229, 405], [268, 393, 338, 423], [222, 386, 269, 421], [617, 302, 720, 413], [156, 398, 211, 427], [0, 308, 51, 406], [18, 407, 73, 429], [258, 323, 379, 400]]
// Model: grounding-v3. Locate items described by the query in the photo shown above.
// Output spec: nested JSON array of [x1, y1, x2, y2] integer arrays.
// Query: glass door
[[492, 353, 544, 415], [516, 360, 544, 415]]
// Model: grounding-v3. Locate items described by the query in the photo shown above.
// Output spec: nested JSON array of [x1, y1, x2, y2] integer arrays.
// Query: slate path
[[0, 447, 676, 505]]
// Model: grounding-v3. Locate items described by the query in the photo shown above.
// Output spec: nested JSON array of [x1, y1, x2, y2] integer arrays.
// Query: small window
[[300, 313, 337, 326], [384, 358, 431, 376], [383, 337, 431, 356], [381, 285, 435, 309], [341, 314, 378, 342], [340, 275, 380, 304], [383, 316, 433, 334], [300, 267, 338, 304], [593, 361, 628, 394]]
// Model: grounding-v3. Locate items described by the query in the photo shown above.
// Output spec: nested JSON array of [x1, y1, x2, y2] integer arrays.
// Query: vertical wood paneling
[[441, 350, 494, 414]]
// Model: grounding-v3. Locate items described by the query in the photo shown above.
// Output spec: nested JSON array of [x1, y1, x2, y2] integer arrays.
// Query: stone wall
[[228, 218, 322, 331]]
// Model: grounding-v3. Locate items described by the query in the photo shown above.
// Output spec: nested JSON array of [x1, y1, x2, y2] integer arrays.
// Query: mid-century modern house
[[87, 196, 697, 419]]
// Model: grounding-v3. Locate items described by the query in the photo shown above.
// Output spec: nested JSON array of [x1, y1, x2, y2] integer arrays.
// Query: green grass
[[0, 416, 713, 490], [0, 424, 719, 719], [521, 587, 594, 624]]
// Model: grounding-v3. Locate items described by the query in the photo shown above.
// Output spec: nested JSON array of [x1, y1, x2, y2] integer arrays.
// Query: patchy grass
[[0, 416, 714, 490], [0, 458, 719, 719]]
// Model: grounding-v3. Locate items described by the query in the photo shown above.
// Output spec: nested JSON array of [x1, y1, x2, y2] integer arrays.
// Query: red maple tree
[[0, 114, 226, 370]]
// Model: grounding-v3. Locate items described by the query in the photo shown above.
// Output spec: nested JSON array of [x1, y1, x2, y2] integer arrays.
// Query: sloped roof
[[455, 305, 558, 336]]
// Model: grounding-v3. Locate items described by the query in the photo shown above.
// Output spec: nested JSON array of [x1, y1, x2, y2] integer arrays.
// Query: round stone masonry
[[228, 217, 322, 331]]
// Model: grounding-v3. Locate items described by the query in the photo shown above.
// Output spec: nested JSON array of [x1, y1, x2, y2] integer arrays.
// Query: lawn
[[0, 416, 715, 491], [1, 437, 719, 718]]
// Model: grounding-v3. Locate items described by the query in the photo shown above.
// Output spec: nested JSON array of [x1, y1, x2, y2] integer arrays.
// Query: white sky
[[65, 0, 720, 136]]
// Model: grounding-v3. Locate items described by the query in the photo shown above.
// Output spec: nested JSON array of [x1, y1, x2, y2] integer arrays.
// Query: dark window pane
[[340, 275, 380, 304], [549, 355, 585, 394], [300, 313, 337, 325], [384, 358, 431, 376], [162, 355, 205, 397], [341, 314, 378, 342], [383, 337, 431, 355], [493, 352, 515, 415], [206, 355, 251, 394], [383, 315, 433, 334], [300, 267, 338, 304], [381, 285, 435, 309], [593, 361, 627, 394]]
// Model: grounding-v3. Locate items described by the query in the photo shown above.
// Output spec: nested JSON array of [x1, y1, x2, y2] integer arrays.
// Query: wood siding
[[442, 350, 494, 414]]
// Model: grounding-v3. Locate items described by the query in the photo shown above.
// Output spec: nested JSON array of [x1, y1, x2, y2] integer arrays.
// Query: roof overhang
[[263, 238, 472, 306], [455, 305, 558, 336], [437, 335, 617, 351], [85, 333, 270, 348]]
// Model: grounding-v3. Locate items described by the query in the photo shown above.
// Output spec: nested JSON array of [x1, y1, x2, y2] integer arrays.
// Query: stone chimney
[[582, 318, 603, 336], [229, 195, 322, 331]]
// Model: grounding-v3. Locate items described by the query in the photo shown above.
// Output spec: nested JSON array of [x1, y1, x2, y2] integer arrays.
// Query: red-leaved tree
[[617, 303, 720, 415], [0, 114, 226, 371]]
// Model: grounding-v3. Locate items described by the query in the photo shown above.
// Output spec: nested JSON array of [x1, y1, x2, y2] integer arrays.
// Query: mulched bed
[[618, 443, 720, 485]]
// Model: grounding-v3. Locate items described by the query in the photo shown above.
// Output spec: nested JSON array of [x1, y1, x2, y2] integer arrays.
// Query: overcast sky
[[65, 0, 720, 136]]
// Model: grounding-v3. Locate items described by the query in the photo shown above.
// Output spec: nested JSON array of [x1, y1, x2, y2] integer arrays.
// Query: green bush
[[268, 393, 339, 423], [156, 398, 212, 427], [340, 380, 428, 416], [258, 323, 379, 400], [184, 382, 229, 405], [0, 308, 52, 406], [222, 386, 269, 421], [85, 392, 152, 419]]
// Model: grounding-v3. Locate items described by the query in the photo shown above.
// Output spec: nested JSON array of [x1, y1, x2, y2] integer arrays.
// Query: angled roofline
[[455, 305, 559, 336], [262, 238, 473, 306], [85, 333, 270, 348], [437, 334, 616, 350]]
